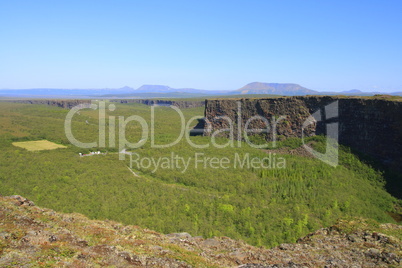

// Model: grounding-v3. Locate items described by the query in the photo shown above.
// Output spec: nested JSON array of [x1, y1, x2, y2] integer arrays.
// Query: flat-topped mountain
[[135, 85, 174, 93], [234, 82, 318, 95]]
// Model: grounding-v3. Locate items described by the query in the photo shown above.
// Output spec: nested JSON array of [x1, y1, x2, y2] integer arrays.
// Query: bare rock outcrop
[[0, 195, 400, 267]]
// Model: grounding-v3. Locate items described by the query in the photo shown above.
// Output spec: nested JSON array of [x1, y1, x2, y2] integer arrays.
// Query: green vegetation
[[0, 196, 220, 267], [0, 101, 399, 248], [12, 140, 67, 151]]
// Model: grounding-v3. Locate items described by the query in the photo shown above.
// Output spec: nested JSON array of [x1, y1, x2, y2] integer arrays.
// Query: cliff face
[[204, 96, 402, 170], [112, 99, 205, 108], [6, 99, 205, 109], [8, 100, 92, 109]]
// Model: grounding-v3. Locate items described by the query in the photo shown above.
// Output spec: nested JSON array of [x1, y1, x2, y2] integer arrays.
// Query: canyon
[[204, 96, 402, 174]]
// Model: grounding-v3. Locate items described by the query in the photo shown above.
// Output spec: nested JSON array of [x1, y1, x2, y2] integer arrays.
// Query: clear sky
[[1, 0, 401, 92]]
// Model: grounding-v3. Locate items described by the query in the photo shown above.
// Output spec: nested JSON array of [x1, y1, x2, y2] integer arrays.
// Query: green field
[[12, 140, 67, 151], [0, 101, 400, 247]]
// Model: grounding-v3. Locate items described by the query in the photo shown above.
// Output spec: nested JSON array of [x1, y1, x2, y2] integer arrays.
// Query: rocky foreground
[[0, 195, 401, 267]]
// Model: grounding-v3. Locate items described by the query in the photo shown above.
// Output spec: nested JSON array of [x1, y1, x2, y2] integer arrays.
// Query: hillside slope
[[1, 195, 401, 267]]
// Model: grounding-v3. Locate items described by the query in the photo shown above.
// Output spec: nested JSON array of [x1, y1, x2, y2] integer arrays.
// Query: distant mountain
[[232, 82, 317, 96], [317, 90, 378, 96], [101, 92, 211, 99], [341, 89, 362, 94], [0, 85, 229, 99], [318, 90, 402, 97], [391, 92, 402, 96], [0, 87, 134, 98], [133, 85, 229, 95], [135, 85, 174, 93], [1, 83, 401, 98]]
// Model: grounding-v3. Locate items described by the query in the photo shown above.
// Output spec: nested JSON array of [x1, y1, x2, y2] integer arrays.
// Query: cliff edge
[[1, 195, 401, 267], [204, 96, 402, 173]]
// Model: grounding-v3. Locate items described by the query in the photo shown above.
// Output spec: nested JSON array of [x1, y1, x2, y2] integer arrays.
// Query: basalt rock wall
[[112, 99, 205, 108], [8, 99, 92, 109], [204, 96, 402, 170], [8, 99, 205, 109]]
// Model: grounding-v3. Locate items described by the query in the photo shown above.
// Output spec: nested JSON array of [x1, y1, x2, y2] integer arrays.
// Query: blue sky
[[1, 0, 401, 92]]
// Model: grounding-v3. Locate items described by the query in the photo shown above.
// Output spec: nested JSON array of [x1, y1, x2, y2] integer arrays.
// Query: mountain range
[[1, 82, 401, 98]]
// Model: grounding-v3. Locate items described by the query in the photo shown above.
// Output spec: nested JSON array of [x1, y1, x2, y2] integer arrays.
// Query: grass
[[0, 101, 399, 248], [12, 140, 67, 151]]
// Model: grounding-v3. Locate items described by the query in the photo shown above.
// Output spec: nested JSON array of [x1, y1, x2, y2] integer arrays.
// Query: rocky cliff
[[204, 96, 402, 171], [112, 99, 205, 108], [1, 195, 400, 267], [8, 99, 92, 109], [6, 99, 205, 109]]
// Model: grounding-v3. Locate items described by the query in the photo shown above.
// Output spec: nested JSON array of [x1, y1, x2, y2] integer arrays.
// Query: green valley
[[0, 101, 400, 249]]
